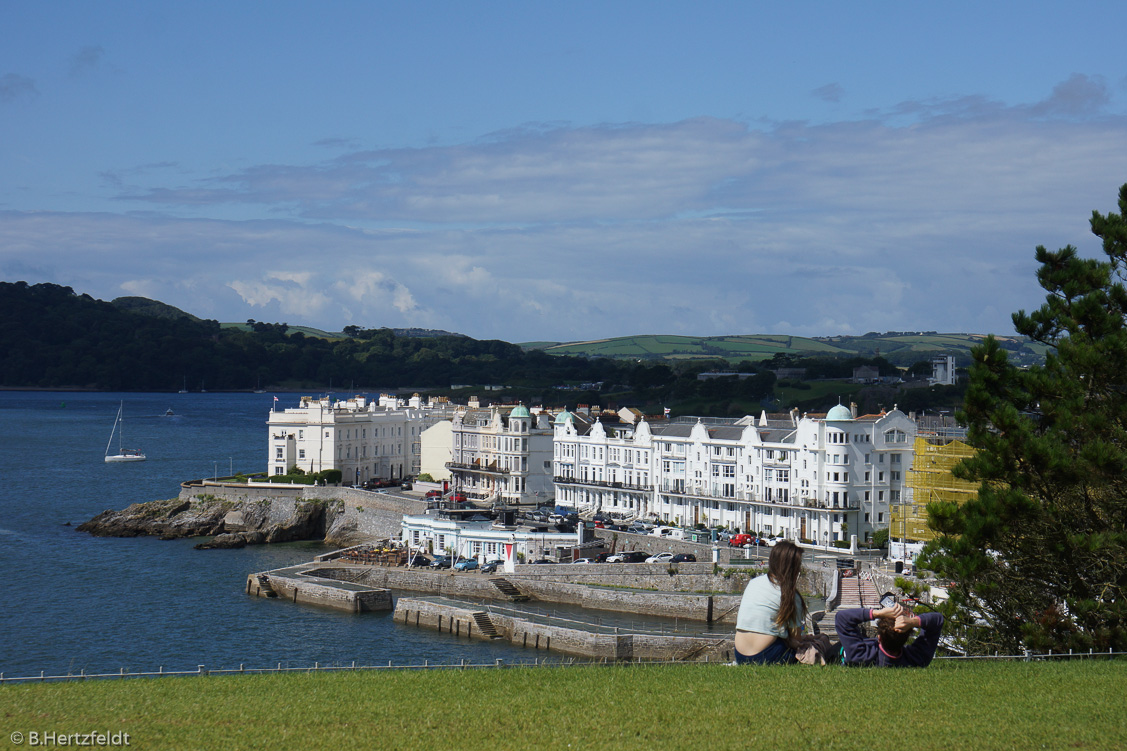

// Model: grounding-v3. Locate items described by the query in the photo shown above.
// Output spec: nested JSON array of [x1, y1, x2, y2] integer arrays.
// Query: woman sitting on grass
[[733, 540, 806, 664]]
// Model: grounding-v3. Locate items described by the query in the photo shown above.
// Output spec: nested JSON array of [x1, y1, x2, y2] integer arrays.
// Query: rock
[[195, 533, 247, 550], [79, 494, 335, 549]]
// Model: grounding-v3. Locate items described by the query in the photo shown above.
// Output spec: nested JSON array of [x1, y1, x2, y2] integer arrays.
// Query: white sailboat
[[104, 402, 146, 463]]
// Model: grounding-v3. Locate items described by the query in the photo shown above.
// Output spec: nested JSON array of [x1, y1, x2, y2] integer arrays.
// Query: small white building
[[266, 394, 458, 483], [400, 513, 578, 562], [929, 355, 957, 386]]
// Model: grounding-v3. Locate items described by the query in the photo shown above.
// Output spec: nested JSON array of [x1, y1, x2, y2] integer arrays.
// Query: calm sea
[[0, 391, 540, 678]]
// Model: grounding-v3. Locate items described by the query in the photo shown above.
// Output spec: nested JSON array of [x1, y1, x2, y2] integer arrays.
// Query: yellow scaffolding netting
[[895, 435, 978, 543]]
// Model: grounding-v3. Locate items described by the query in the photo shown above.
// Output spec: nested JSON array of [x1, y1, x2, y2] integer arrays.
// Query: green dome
[[826, 404, 853, 421], [554, 410, 573, 425], [510, 405, 530, 418]]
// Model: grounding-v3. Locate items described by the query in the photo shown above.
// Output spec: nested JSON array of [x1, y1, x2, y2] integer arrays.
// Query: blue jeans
[[734, 639, 797, 665]]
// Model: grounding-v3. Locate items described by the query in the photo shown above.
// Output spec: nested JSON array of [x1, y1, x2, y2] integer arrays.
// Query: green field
[[3, 660, 1123, 750], [524, 332, 1044, 365]]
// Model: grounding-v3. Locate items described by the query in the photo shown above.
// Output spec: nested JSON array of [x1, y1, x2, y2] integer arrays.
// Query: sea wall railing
[[2, 648, 1124, 684]]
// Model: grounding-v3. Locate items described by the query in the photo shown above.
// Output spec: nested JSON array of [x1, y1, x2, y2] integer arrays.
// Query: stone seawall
[[247, 568, 392, 613], [392, 597, 734, 662], [286, 563, 831, 624]]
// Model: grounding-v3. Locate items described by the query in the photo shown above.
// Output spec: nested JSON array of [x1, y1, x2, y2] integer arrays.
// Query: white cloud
[[4, 77, 1127, 342]]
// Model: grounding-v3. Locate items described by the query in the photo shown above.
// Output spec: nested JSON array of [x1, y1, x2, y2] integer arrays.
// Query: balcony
[[552, 476, 651, 492], [446, 461, 511, 476]]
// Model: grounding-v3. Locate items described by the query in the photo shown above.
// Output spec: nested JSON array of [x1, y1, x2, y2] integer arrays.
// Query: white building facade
[[446, 405, 554, 505], [266, 394, 458, 483], [553, 405, 917, 544]]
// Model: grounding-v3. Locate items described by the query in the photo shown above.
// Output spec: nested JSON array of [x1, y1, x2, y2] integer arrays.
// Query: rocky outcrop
[[78, 498, 227, 538], [79, 495, 337, 548]]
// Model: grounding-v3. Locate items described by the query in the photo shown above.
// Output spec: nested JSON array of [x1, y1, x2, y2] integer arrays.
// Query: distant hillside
[[522, 332, 1046, 367], [218, 323, 466, 340], [111, 296, 201, 321]]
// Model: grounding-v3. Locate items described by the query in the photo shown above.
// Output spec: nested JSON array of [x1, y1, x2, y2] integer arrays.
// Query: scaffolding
[[896, 435, 978, 543]]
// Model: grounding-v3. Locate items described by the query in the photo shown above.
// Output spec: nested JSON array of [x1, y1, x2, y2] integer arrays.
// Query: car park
[[645, 552, 675, 564], [453, 558, 478, 571]]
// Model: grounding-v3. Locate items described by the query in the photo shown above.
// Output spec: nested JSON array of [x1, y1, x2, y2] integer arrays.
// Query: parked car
[[453, 558, 479, 571], [529, 558, 554, 564], [671, 553, 697, 563], [429, 556, 452, 569], [572, 558, 595, 564], [425, 490, 443, 499], [618, 551, 650, 563], [480, 560, 501, 574], [645, 552, 675, 564], [727, 533, 756, 547], [594, 552, 613, 563], [451, 492, 468, 503], [406, 554, 431, 567]]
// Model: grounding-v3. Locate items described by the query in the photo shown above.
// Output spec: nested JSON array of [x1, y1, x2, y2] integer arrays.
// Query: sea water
[[0, 391, 540, 677]]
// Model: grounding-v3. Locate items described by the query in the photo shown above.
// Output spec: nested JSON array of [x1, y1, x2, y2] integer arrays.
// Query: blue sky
[[3, 2, 1127, 342]]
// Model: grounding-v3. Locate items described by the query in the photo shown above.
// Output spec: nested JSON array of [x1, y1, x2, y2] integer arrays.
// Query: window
[[275, 447, 283, 459], [299, 449, 305, 459]]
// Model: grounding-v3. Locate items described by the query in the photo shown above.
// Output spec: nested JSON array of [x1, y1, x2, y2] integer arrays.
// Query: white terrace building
[[553, 405, 917, 544], [446, 405, 555, 506], [267, 394, 458, 484]]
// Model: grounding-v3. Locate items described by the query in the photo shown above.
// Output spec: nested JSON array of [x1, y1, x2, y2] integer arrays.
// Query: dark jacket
[[835, 608, 944, 667]]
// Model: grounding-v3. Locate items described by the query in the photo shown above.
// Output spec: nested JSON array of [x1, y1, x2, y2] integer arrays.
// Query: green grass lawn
[[3, 660, 1124, 750]]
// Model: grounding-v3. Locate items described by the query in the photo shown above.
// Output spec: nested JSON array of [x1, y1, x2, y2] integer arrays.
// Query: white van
[[651, 526, 686, 540]]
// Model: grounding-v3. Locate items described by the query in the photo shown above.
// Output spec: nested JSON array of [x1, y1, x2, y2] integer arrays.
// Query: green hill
[[523, 332, 1045, 367]]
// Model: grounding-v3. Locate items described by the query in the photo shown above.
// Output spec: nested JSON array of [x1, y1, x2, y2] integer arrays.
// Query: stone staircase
[[256, 574, 278, 598], [489, 577, 529, 601], [471, 611, 502, 639], [835, 573, 881, 610]]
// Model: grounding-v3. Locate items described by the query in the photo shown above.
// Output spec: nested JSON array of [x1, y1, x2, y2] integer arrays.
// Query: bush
[[416, 472, 435, 482], [832, 540, 851, 549]]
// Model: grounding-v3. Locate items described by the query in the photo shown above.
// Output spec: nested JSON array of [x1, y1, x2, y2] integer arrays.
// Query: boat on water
[[163, 408, 175, 416], [104, 402, 146, 463]]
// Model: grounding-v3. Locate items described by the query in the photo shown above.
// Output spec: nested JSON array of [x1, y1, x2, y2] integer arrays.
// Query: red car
[[728, 533, 756, 547], [451, 492, 468, 503], [425, 490, 443, 499]]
